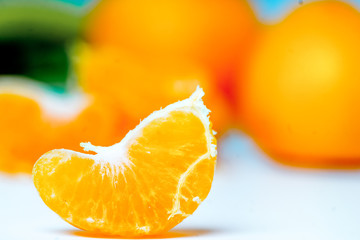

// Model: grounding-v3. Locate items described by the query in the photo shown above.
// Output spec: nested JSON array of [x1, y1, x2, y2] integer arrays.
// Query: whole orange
[[85, 0, 258, 106], [238, 1, 360, 168], [77, 46, 232, 134]]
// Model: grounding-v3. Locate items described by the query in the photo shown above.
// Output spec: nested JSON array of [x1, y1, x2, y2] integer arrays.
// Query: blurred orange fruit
[[0, 79, 126, 173], [77, 45, 232, 133], [0, 91, 47, 173], [33, 88, 216, 237], [238, 1, 360, 168], [85, 0, 258, 111], [86, 0, 257, 78]]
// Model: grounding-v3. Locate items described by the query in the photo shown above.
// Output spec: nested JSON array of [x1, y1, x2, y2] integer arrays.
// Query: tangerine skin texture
[[238, 1, 360, 168], [33, 96, 216, 237]]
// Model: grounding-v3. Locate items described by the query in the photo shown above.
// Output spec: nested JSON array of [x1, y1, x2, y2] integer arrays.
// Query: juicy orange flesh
[[33, 110, 215, 236]]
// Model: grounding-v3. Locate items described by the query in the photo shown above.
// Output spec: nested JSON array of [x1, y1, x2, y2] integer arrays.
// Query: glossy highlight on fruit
[[33, 87, 217, 237]]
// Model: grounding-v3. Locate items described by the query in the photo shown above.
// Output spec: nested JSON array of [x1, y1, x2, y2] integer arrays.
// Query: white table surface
[[1, 131, 360, 240]]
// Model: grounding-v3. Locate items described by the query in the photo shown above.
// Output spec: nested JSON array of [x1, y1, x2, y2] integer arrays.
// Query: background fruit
[[77, 46, 232, 133], [86, 0, 256, 75], [50, 97, 128, 153], [0, 79, 127, 173], [85, 0, 258, 112], [238, 0, 360, 168], [0, 93, 47, 172]]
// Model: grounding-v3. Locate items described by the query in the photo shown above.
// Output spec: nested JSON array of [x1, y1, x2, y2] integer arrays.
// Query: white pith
[[81, 86, 216, 164], [0, 77, 90, 122], [192, 196, 202, 204]]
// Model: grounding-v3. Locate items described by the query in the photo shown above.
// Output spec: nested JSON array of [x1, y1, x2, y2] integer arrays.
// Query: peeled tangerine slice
[[33, 87, 217, 237]]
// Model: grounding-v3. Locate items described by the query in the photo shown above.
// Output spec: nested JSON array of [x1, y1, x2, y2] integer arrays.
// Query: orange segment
[[33, 87, 216, 237]]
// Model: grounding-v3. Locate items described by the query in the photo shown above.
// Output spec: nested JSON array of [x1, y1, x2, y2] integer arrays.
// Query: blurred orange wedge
[[0, 78, 126, 173], [33, 87, 217, 237]]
